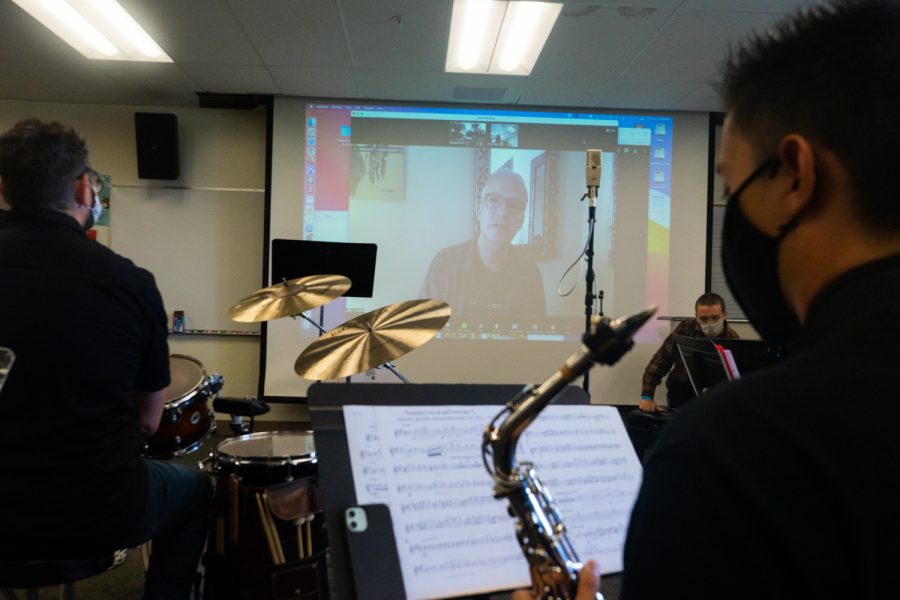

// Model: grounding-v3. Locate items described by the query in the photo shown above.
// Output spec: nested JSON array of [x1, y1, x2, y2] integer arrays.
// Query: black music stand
[[271, 239, 378, 361], [711, 338, 780, 375], [675, 335, 731, 397], [307, 382, 590, 600], [271, 239, 377, 298]]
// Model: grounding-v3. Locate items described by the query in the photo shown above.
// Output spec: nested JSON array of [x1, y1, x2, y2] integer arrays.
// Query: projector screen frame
[[261, 96, 712, 404]]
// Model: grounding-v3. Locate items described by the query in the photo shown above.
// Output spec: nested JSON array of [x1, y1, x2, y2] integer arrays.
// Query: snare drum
[[144, 354, 218, 457], [212, 431, 317, 486], [205, 431, 327, 599]]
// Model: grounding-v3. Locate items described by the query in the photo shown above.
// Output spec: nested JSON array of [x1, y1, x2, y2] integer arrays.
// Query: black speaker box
[[134, 113, 180, 180]]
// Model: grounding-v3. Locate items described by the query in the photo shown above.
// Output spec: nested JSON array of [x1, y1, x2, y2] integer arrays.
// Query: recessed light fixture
[[446, 0, 562, 76], [11, 0, 172, 62]]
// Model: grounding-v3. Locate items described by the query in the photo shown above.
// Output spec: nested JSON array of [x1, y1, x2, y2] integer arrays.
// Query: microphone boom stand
[[583, 196, 597, 395]]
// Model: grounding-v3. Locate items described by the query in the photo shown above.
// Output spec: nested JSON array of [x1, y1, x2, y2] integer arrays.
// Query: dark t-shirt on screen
[[420, 240, 545, 317]]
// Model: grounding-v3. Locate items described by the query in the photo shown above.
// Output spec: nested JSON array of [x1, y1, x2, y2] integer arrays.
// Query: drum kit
[[145, 274, 450, 599]]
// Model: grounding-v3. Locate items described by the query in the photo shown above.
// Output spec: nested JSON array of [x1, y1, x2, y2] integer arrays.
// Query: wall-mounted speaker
[[134, 113, 180, 180]]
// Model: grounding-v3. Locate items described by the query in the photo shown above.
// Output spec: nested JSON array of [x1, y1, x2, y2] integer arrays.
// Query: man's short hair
[[479, 168, 527, 205], [0, 119, 89, 211], [721, 0, 900, 234], [695, 293, 726, 313]]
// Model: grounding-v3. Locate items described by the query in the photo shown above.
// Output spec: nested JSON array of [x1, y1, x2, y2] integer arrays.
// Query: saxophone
[[482, 307, 655, 600]]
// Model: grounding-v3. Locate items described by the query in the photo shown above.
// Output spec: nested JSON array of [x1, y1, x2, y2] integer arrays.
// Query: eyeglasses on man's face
[[482, 193, 526, 213], [78, 167, 102, 195]]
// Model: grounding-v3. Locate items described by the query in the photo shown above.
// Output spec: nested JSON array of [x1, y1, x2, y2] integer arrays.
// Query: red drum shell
[[144, 354, 216, 457]]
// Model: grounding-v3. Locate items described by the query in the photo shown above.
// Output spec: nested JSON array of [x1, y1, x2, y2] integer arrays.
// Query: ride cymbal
[[228, 274, 351, 323], [294, 299, 451, 380]]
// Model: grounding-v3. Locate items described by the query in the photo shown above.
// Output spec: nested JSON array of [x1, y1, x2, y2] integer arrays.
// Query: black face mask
[[721, 157, 802, 346]]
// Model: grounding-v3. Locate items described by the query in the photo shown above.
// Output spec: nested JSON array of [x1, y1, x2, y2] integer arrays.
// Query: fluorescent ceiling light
[[11, 0, 172, 62], [446, 0, 562, 76]]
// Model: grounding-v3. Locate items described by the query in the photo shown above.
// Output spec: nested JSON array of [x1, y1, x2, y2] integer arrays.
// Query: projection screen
[[266, 97, 710, 402]]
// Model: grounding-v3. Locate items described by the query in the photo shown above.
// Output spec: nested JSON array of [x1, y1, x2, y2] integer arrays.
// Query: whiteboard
[[110, 185, 264, 331]]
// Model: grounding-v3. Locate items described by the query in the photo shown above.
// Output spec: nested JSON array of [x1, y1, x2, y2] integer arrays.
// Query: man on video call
[[639, 292, 739, 411], [420, 166, 545, 317], [543, 1, 900, 599]]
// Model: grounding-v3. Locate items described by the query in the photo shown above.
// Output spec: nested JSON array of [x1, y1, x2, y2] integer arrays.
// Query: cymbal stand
[[377, 362, 410, 384], [296, 314, 411, 384], [296, 311, 353, 383]]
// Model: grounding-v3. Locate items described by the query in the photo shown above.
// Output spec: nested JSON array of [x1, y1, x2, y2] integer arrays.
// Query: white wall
[[0, 99, 305, 421], [1, 99, 731, 415]]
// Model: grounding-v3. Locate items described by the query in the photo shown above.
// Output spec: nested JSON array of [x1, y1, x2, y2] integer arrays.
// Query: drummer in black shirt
[[0, 119, 210, 600]]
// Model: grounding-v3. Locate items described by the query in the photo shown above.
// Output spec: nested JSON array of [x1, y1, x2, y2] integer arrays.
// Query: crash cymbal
[[228, 274, 351, 323], [294, 299, 451, 381]]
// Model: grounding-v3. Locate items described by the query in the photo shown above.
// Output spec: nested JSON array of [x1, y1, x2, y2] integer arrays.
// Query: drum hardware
[[293, 298, 451, 382], [227, 274, 351, 323], [204, 372, 225, 395], [213, 396, 270, 436]]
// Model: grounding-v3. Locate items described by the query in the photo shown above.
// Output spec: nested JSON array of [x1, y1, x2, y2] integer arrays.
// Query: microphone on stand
[[585, 149, 601, 206]]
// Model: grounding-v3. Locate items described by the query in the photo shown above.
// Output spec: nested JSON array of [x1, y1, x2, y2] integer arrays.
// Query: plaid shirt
[[641, 319, 739, 398]]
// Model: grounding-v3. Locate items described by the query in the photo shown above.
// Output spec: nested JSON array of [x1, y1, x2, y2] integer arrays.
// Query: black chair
[[0, 553, 115, 600]]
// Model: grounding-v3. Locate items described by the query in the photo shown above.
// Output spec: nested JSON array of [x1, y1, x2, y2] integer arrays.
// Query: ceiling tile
[[339, 0, 449, 71], [680, 0, 806, 11], [569, 1, 685, 6], [96, 62, 202, 106], [518, 76, 606, 108], [670, 81, 723, 112], [437, 73, 527, 104], [268, 66, 358, 99], [119, 0, 262, 65], [533, 5, 675, 79], [622, 9, 784, 81], [180, 64, 280, 94], [354, 69, 441, 101], [1, 0, 810, 111], [228, 0, 352, 68], [591, 79, 698, 110]]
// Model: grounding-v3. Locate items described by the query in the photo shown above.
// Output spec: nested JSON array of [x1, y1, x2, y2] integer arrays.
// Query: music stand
[[271, 239, 378, 339], [675, 335, 731, 397], [307, 382, 591, 600], [711, 338, 780, 375], [271, 239, 377, 298]]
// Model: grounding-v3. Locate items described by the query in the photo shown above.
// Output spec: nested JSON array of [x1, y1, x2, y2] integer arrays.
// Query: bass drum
[[144, 354, 218, 457]]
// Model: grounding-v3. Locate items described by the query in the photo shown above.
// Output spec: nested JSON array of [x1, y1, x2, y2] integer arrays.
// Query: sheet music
[[343, 404, 642, 600]]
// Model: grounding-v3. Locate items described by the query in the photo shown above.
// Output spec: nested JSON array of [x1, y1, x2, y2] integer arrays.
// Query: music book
[[714, 344, 741, 380], [342, 403, 642, 600]]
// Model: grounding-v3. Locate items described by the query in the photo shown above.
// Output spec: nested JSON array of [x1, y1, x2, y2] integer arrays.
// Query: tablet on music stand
[[271, 239, 377, 298]]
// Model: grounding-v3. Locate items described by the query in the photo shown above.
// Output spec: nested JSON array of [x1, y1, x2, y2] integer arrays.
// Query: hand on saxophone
[[509, 559, 601, 600], [576, 560, 602, 600]]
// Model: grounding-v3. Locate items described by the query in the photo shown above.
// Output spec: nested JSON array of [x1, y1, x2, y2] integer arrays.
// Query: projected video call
[[294, 102, 673, 342]]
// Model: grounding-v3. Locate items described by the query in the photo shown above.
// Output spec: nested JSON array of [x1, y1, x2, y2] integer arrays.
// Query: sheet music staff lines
[[343, 404, 642, 600]]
